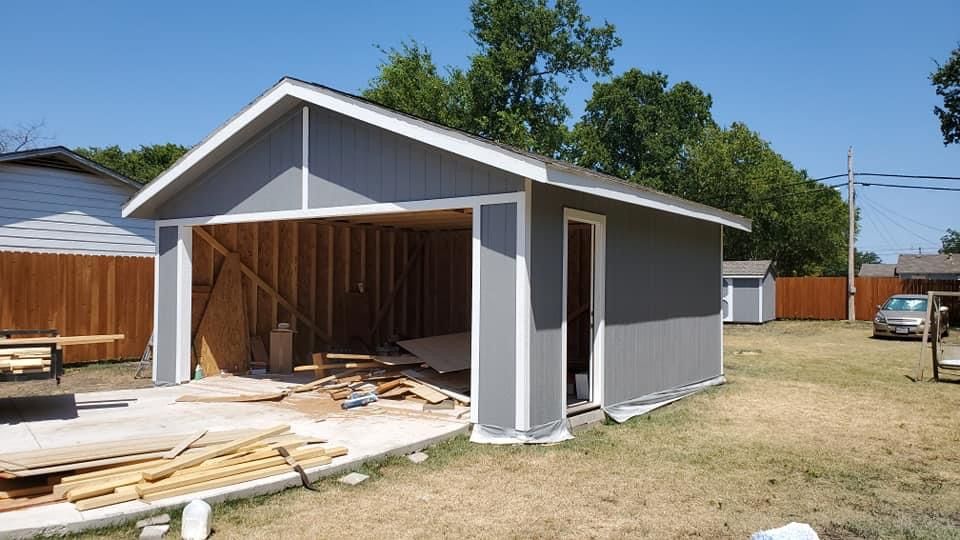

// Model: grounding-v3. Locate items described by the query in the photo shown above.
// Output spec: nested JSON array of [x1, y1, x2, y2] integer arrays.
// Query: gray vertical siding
[[158, 108, 304, 219], [155, 226, 179, 384], [476, 203, 517, 428], [307, 106, 522, 207], [762, 273, 776, 322], [528, 183, 722, 426], [732, 278, 761, 323]]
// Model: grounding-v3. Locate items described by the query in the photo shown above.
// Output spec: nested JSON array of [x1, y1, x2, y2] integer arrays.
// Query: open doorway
[[562, 209, 605, 413]]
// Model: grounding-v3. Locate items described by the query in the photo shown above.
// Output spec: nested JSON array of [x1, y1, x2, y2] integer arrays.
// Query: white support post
[[301, 106, 310, 209], [514, 181, 532, 431], [175, 225, 193, 383], [470, 206, 482, 425]]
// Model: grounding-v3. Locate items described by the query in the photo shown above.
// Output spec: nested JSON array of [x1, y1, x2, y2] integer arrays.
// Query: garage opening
[[189, 208, 473, 405]]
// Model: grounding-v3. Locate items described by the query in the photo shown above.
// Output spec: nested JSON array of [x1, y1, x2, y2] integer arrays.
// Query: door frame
[[561, 208, 606, 414], [722, 278, 734, 322]]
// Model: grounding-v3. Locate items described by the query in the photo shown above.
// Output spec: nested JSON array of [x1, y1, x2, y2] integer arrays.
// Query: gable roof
[[121, 77, 751, 231], [858, 263, 897, 277], [722, 260, 772, 277], [896, 254, 960, 276], [0, 146, 141, 190]]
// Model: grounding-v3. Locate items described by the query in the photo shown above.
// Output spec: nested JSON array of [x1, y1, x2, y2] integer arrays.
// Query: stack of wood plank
[[0, 347, 51, 375], [0, 425, 346, 513]]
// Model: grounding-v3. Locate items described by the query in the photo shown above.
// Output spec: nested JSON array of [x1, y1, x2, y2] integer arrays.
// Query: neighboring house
[[859, 263, 897, 277], [721, 260, 776, 323], [0, 146, 154, 255], [0, 146, 155, 363], [122, 77, 752, 444], [896, 254, 960, 280]]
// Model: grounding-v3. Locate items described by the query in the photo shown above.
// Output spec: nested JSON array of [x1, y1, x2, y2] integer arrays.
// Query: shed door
[[721, 278, 733, 322]]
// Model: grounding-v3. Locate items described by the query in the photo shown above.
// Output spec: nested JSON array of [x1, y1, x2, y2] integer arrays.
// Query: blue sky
[[2, 1, 957, 262]]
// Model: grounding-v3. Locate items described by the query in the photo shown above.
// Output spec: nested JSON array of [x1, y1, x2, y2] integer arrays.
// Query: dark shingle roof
[[858, 263, 897, 277], [722, 260, 772, 277], [896, 254, 960, 276], [0, 146, 140, 190]]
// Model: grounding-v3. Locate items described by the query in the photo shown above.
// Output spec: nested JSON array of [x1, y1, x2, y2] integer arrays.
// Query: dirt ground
[[0, 361, 151, 399], [71, 322, 960, 539]]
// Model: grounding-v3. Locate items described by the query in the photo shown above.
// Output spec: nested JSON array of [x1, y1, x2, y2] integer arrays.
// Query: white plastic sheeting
[[750, 522, 819, 540], [603, 375, 726, 423], [470, 418, 573, 444]]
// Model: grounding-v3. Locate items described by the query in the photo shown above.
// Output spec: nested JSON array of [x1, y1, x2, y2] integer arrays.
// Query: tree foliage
[[941, 228, 960, 254], [364, 0, 620, 155], [74, 143, 188, 183], [931, 45, 960, 145]]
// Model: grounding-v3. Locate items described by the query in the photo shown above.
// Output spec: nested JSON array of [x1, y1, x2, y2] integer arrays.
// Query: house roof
[[121, 77, 752, 232], [858, 263, 897, 277], [896, 254, 960, 276], [722, 260, 772, 277], [0, 146, 140, 190]]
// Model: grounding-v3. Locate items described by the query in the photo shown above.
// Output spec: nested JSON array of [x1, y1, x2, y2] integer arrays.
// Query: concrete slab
[[0, 375, 470, 539]]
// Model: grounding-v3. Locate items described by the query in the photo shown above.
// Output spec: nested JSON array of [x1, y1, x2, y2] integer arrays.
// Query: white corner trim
[[757, 276, 764, 323], [175, 225, 193, 383], [719, 226, 725, 374], [301, 106, 309, 209], [514, 182, 532, 431], [122, 78, 751, 232], [470, 206, 482, 425], [152, 221, 160, 385]]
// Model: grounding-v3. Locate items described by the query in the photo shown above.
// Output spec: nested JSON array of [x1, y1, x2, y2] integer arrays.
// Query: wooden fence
[[0, 251, 154, 363], [776, 276, 960, 321]]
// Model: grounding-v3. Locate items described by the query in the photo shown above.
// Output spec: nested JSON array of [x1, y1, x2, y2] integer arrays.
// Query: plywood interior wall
[[191, 215, 472, 367]]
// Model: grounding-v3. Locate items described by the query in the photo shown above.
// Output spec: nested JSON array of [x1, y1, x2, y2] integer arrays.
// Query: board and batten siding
[[308, 106, 522, 207], [528, 183, 722, 428], [0, 163, 153, 256], [155, 102, 523, 220]]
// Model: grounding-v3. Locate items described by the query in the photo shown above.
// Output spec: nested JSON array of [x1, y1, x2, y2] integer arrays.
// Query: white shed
[[0, 146, 154, 256], [722, 260, 776, 324]]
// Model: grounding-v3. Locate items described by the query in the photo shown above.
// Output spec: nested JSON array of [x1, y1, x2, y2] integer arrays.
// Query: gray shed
[[721, 260, 775, 323], [123, 77, 751, 444]]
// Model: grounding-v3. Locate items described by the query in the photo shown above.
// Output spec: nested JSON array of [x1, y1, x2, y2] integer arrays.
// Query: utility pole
[[847, 147, 856, 322]]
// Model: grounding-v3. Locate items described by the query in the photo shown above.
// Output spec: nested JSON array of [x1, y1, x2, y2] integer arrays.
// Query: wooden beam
[[142, 425, 289, 481], [193, 227, 331, 343], [0, 334, 124, 347], [367, 240, 426, 341]]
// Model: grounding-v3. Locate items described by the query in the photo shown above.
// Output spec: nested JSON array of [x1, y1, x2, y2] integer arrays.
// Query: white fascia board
[[125, 78, 752, 233]]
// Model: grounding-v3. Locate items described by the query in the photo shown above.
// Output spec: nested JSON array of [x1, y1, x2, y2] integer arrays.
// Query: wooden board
[[194, 256, 249, 375], [397, 332, 470, 373]]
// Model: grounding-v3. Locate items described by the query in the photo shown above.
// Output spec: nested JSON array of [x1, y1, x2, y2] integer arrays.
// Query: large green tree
[[364, 0, 621, 155], [931, 45, 960, 145], [568, 69, 714, 191], [74, 143, 187, 183], [681, 123, 849, 276], [941, 228, 960, 253]]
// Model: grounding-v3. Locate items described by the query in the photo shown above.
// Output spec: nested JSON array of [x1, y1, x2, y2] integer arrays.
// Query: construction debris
[[136, 514, 171, 529], [140, 524, 170, 540], [406, 451, 429, 464], [0, 424, 347, 513], [338, 472, 368, 486]]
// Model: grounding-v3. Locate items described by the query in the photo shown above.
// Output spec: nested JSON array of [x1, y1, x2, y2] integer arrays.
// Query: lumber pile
[[0, 425, 345, 513], [302, 354, 470, 407], [0, 347, 51, 376]]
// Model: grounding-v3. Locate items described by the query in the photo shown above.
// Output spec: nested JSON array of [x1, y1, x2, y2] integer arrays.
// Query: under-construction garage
[[123, 77, 751, 443]]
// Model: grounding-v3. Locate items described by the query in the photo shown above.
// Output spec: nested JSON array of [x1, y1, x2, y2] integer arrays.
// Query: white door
[[722, 278, 734, 322]]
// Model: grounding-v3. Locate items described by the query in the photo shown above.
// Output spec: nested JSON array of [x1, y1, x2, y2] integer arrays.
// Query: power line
[[858, 172, 960, 181], [855, 181, 960, 192], [857, 192, 945, 234], [858, 196, 940, 246]]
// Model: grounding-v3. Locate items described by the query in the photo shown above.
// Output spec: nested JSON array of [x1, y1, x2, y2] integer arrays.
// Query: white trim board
[[561, 208, 606, 416], [154, 192, 523, 227], [122, 78, 751, 233], [514, 180, 532, 430]]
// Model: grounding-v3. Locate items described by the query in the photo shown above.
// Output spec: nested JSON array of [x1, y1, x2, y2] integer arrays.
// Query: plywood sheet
[[397, 332, 470, 373], [194, 256, 249, 375]]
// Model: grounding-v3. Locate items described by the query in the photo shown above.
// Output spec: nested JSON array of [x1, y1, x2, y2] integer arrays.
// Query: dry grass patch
[[74, 322, 960, 539]]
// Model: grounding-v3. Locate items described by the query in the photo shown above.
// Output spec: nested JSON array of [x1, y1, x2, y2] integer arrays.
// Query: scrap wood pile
[[0, 347, 51, 375], [0, 425, 345, 513], [297, 352, 470, 409]]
